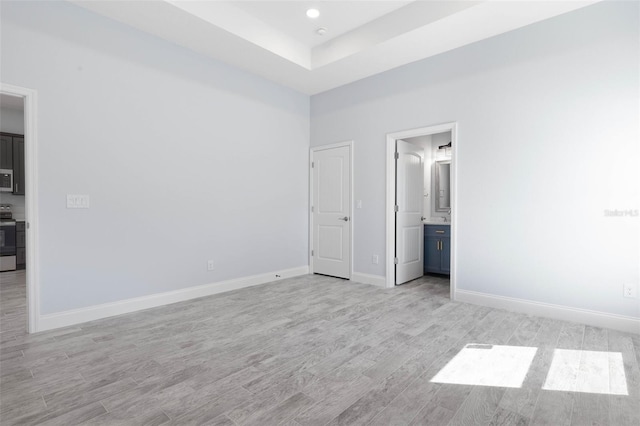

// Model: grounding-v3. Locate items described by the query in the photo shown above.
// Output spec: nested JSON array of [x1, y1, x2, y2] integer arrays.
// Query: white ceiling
[[230, 1, 412, 49], [70, 0, 599, 95]]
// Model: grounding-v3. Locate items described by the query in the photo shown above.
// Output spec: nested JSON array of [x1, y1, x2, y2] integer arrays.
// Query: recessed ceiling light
[[306, 8, 320, 19]]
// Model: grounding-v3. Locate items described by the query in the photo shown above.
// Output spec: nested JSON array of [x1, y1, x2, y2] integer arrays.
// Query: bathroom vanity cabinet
[[424, 224, 450, 275]]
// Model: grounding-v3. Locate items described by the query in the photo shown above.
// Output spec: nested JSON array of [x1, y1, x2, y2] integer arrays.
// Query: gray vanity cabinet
[[424, 224, 450, 275]]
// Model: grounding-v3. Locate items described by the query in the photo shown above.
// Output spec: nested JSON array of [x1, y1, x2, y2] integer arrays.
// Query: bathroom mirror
[[435, 160, 451, 212]]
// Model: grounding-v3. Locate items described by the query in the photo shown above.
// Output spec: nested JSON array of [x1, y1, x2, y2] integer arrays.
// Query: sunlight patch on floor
[[431, 344, 538, 388], [542, 349, 628, 395]]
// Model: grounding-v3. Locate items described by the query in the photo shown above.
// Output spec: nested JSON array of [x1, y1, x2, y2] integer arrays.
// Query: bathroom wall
[[401, 131, 452, 222]]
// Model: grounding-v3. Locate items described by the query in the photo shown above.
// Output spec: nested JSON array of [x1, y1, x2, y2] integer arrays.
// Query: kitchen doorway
[[385, 123, 457, 300], [1, 83, 39, 333]]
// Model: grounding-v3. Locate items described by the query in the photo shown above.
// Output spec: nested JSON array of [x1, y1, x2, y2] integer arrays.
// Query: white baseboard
[[38, 266, 309, 332], [351, 272, 386, 287], [455, 289, 640, 334]]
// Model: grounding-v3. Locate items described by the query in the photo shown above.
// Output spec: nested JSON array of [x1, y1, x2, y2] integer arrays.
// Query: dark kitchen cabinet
[[0, 133, 25, 195], [0, 135, 13, 169], [16, 221, 25, 270], [12, 137, 25, 195]]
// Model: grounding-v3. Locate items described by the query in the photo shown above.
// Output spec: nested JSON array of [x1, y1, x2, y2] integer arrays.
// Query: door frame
[[309, 141, 354, 279], [385, 123, 457, 299], [1, 83, 40, 333]]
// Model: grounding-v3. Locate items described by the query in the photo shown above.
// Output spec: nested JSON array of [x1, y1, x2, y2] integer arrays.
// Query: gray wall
[[311, 2, 639, 318], [0, 107, 24, 134], [1, 1, 310, 314]]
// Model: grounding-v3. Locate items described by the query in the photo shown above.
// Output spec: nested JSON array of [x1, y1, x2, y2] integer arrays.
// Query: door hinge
[[394, 257, 399, 265], [394, 205, 399, 212], [311, 161, 314, 168], [311, 206, 314, 213], [394, 152, 399, 160], [311, 250, 314, 256]]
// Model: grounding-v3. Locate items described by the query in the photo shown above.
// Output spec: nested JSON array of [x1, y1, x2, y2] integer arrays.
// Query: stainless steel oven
[[0, 220, 17, 271], [0, 204, 17, 272]]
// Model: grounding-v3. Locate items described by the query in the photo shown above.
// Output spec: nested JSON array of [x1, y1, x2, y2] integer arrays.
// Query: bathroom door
[[395, 140, 424, 284]]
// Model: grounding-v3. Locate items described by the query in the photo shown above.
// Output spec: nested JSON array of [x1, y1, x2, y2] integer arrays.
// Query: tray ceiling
[[70, 0, 599, 95]]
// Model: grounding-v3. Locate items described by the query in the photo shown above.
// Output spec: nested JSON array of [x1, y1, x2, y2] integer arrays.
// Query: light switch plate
[[67, 194, 90, 209]]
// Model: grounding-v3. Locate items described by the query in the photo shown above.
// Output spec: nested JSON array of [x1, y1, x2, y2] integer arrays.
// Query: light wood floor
[[1, 270, 639, 425]]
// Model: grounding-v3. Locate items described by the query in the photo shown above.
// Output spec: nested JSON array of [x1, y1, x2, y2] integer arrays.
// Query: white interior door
[[312, 145, 351, 279], [395, 140, 424, 284]]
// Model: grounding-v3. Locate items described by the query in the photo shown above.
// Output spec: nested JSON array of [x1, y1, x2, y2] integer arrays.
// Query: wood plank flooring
[[1, 270, 639, 425]]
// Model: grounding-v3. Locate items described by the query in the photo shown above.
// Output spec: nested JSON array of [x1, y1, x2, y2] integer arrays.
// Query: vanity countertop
[[423, 221, 450, 226]]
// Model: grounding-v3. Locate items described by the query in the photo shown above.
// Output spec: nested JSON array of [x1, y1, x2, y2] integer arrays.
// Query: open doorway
[[385, 123, 456, 299], [1, 83, 39, 333]]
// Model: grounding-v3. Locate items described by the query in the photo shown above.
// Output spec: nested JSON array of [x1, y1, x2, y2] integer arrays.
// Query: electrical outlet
[[207, 260, 215, 271], [623, 284, 637, 298], [372, 255, 379, 265]]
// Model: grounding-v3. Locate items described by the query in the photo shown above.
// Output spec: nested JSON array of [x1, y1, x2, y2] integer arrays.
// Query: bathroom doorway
[[385, 123, 457, 300]]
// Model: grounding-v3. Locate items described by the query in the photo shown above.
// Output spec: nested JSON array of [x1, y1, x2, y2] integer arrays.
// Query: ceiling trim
[[69, 0, 600, 95]]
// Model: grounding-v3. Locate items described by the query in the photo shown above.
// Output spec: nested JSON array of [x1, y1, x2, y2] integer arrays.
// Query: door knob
[[339, 216, 349, 221]]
